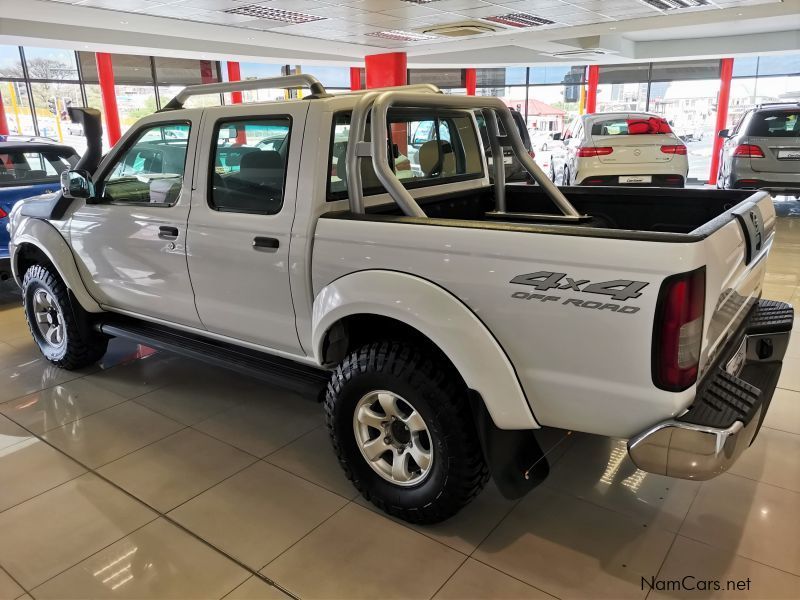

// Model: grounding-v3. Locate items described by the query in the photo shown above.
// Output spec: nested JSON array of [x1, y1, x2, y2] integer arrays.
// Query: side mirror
[[60, 170, 95, 200], [718, 129, 730, 139], [552, 132, 562, 141]]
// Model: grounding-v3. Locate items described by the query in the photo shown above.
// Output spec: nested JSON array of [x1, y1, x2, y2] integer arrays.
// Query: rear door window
[[210, 117, 291, 215], [328, 109, 484, 200], [748, 111, 800, 137]]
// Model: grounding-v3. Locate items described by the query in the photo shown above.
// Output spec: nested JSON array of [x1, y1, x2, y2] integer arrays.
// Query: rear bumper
[[576, 174, 685, 187], [628, 299, 793, 480]]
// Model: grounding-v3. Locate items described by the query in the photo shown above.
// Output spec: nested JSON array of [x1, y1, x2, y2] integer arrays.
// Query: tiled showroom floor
[[1, 201, 799, 600]]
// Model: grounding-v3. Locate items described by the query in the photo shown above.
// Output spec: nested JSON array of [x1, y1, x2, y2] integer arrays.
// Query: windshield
[[748, 110, 800, 137]]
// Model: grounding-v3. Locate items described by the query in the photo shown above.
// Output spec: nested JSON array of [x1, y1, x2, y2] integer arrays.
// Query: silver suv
[[717, 102, 800, 197]]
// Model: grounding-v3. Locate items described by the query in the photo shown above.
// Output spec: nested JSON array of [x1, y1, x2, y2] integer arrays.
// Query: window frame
[[95, 119, 192, 207], [325, 109, 486, 202], [207, 114, 293, 216]]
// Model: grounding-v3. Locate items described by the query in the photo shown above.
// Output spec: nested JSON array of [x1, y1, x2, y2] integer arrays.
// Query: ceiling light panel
[[224, 4, 325, 23], [483, 13, 556, 27], [638, 0, 710, 9], [367, 29, 438, 41]]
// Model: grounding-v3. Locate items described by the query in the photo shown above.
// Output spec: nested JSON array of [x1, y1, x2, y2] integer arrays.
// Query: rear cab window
[[0, 149, 76, 186], [747, 110, 800, 137], [328, 108, 484, 201]]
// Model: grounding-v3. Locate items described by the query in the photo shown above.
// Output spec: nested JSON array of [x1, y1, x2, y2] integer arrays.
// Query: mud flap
[[469, 391, 549, 500]]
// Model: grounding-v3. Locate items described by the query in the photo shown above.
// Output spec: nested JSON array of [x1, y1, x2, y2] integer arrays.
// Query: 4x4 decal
[[510, 271, 649, 314]]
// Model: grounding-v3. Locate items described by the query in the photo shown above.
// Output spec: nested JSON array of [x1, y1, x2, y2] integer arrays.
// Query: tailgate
[[591, 134, 676, 164], [748, 135, 800, 173], [700, 192, 777, 375]]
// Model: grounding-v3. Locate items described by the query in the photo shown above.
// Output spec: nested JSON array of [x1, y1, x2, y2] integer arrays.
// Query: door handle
[[252, 236, 280, 250], [158, 225, 179, 239]]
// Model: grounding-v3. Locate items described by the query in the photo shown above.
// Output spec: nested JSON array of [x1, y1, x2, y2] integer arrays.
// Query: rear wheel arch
[[312, 270, 538, 430]]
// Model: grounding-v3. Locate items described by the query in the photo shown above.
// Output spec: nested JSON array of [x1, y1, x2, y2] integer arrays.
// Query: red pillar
[[200, 60, 215, 84], [365, 52, 408, 155], [365, 52, 407, 89], [709, 57, 734, 185], [95, 52, 121, 146], [350, 67, 362, 91], [586, 65, 599, 114], [0, 90, 9, 136], [465, 68, 477, 96], [227, 61, 243, 104]]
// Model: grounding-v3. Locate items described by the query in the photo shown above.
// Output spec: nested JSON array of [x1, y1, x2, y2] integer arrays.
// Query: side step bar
[[96, 319, 330, 398]]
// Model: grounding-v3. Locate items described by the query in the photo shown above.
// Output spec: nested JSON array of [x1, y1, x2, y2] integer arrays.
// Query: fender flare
[[312, 270, 539, 430], [11, 218, 103, 313]]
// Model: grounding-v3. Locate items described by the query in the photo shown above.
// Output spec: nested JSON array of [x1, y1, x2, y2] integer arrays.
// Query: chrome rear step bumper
[[628, 299, 793, 480]]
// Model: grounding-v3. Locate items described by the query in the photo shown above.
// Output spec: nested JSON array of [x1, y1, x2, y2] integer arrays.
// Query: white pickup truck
[[7, 76, 793, 524]]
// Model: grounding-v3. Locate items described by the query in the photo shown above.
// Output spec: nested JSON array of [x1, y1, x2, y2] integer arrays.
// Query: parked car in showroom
[[552, 112, 689, 187], [475, 108, 534, 182], [7, 78, 792, 525], [0, 136, 79, 280], [717, 102, 800, 198]]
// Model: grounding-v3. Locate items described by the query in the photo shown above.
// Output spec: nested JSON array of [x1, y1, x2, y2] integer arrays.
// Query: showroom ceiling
[[1, 0, 798, 65]]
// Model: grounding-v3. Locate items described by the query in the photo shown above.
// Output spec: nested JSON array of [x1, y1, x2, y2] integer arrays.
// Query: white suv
[[552, 112, 689, 187]]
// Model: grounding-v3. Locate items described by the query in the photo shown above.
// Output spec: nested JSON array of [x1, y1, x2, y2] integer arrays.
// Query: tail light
[[652, 267, 705, 391], [0, 208, 7, 219], [577, 146, 613, 157], [733, 144, 765, 158], [660, 144, 687, 155]]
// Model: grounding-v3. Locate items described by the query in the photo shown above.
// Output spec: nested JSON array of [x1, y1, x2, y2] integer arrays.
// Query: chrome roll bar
[[346, 85, 442, 216], [162, 74, 327, 110], [348, 91, 583, 221]]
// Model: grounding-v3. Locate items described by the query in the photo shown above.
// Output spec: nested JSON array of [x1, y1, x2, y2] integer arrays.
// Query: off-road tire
[[22, 264, 108, 369], [325, 340, 489, 524]]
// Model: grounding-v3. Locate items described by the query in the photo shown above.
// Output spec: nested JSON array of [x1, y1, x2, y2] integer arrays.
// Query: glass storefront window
[[116, 85, 158, 133], [159, 85, 221, 109], [529, 65, 585, 85], [154, 57, 220, 86], [311, 66, 351, 89], [1, 81, 35, 135], [755, 54, 800, 77], [23, 47, 79, 81], [648, 78, 719, 181], [78, 52, 153, 85], [598, 63, 650, 84], [526, 85, 577, 133], [238, 63, 283, 79], [596, 82, 648, 113], [0, 46, 22, 79], [29, 81, 84, 149]]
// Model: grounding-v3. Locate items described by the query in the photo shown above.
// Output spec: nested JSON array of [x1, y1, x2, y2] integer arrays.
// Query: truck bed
[[350, 185, 760, 241]]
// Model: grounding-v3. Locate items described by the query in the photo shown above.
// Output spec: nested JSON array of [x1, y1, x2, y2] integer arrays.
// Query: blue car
[[0, 136, 79, 280]]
